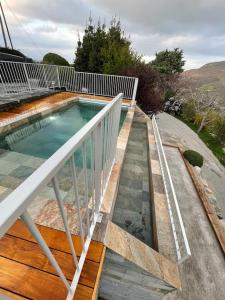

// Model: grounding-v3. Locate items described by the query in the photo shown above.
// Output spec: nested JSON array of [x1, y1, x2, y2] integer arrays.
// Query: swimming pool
[[0, 100, 127, 160]]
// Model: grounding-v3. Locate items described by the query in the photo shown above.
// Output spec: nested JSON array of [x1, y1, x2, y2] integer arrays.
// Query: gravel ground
[[157, 112, 225, 218]]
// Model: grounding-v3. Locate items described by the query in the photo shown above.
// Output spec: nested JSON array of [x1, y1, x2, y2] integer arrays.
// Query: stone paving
[[0, 148, 92, 235], [112, 114, 153, 246]]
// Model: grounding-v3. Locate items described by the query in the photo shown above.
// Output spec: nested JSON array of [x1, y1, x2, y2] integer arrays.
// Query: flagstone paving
[[112, 113, 153, 246]]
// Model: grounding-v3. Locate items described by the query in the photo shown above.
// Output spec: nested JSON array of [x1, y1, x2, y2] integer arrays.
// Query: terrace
[[0, 61, 223, 300]]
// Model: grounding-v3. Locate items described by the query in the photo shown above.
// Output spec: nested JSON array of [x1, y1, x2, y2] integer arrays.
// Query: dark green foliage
[[183, 149, 204, 167], [43, 53, 69, 66], [151, 48, 185, 74], [74, 18, 139, 74], [120, 63, 163, 113]]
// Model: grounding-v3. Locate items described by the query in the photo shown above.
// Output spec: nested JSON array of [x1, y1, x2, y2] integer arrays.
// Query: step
[[0, 219, 105, 300]]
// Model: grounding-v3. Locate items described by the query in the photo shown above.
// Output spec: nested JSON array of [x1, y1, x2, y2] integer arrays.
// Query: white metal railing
[[152, 115, 191, 263], [0, 93, 123, 299], [0, 61, 138, 100]]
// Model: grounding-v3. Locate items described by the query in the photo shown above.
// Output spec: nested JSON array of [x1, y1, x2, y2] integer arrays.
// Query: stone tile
[[152, 174, 165, 194], [151, 159, 161, 176], [117, 184, 142, 200], [0, 185, 8, 195], [125, 152, 144, 162], [0, 187, 12, 202], [120, 176, 143, 190], [27, 196, 50, 220], [0, 151, 30, 165], [22, 156, 45, 168], [10, 165, 35, 180], [115, 194, 142, 213], [0, 159, 20, 175], [0, 175, 22, 189], [126, 145, 142, 156]]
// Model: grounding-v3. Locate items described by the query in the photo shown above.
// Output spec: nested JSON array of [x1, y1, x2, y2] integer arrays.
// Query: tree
[[42, 53, 69, 66], [184, 88, 218, 133], [120, 63, 163, 113], [151, 48, 185, 74], [74, 17, 139, 74]]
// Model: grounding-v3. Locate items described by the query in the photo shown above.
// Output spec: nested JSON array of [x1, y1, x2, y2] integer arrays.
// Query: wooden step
[[8, 220, 103, 262], [0, 219, 105, 300]]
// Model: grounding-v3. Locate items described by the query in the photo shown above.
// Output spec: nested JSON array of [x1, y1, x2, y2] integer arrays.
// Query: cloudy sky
[[2, 0, 225, 69]]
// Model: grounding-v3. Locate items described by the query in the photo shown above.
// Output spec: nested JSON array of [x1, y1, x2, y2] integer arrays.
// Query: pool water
[[0, 101, 127, 161]]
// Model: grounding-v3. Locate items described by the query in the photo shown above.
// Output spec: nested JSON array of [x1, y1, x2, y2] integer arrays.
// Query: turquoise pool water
[[0, 101, 127, 161]]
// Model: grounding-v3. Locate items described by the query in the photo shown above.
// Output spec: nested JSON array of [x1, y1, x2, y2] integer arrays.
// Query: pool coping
[[0, 94, 131, 137]]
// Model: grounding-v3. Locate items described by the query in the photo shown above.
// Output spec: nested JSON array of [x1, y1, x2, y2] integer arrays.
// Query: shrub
[[183, 150, 204, 167], [211, 114, 225, 145], [182, 100, 196, 122], [42, 53, 69, 66]]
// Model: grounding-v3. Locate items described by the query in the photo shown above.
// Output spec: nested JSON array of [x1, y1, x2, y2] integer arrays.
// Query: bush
[[183, 149, 204, 167], [182, 100, 196, 122], [42, 53, 69, 66], [211, 114, 225, 145], [120, 63, 163, 113]]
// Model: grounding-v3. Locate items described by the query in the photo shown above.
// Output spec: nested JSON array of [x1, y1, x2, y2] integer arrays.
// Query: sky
[[1, 0, 225, 70]]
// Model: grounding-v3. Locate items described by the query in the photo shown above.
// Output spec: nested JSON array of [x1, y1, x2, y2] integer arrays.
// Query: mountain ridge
[[183, 61, 225, 110]]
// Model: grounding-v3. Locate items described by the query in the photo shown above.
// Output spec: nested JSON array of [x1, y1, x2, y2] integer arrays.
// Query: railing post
[[94, 122, 102, 212], [23, 64, 31, 91], [52, 176, 79, 268], [56, 66, 61, 88], [132, 77, 139, 101]]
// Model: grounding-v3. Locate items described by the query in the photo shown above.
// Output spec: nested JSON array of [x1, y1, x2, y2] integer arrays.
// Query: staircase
[[0, 220, 105, 300]]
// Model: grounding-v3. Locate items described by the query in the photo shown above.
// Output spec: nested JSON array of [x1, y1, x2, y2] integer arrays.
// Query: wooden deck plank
[[8, 220, 104, 263], [0, 288, 29, 300], [0, 235, 99, 288], [0, 256, 93, 299], [0, 257, 69, 300]]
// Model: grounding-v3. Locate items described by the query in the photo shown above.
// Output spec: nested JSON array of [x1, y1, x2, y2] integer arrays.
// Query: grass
[[176, 115, 225, 167]]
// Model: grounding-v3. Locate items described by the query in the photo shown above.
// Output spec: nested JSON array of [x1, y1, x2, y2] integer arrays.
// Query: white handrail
[[152, 115, 191, 263], [0, 93, 123, 299]]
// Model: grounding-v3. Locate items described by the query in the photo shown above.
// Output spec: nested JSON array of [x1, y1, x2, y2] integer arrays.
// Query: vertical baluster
[[52, 176, 79, 268], [90, 131, 95, 219], [21, 210, 71, 291], [94, 122, 102, 211], [82, 141, 90, 235], [70, 156, 85, 245]]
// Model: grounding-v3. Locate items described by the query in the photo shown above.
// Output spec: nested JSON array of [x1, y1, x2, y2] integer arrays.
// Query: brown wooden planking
[[0, 257, 94, 300], [8, 220, 104, 263], [0, 235, 99, 288], [92, 246, 106, 300], [0, 91, 130, 122], [0, 256, 68, 300], [0, 288, 29, 300]]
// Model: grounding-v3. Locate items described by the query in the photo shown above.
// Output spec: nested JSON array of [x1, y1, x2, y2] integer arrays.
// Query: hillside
[[183, 61, 225, 109]]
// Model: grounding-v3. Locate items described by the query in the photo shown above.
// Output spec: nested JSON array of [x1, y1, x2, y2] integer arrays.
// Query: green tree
[[151, 48, 185, 74], [74, 18, 139, 74], [42, 53, 69, 66]]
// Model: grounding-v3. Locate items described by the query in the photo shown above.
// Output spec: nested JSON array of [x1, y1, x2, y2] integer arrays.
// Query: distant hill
[[183, 61, 225, 110]]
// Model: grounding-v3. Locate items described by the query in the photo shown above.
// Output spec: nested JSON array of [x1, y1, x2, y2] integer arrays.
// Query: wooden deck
[[0, 91, 130, 123], [0, 220, 105, 300]]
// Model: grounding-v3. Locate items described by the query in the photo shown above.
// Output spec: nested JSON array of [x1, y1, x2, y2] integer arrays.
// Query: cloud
[[2, 0, 225, 68]]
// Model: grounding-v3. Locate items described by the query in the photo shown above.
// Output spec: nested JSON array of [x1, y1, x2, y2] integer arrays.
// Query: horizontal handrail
[[0, 92, 123, 237], [152, 115, 191, 263]]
